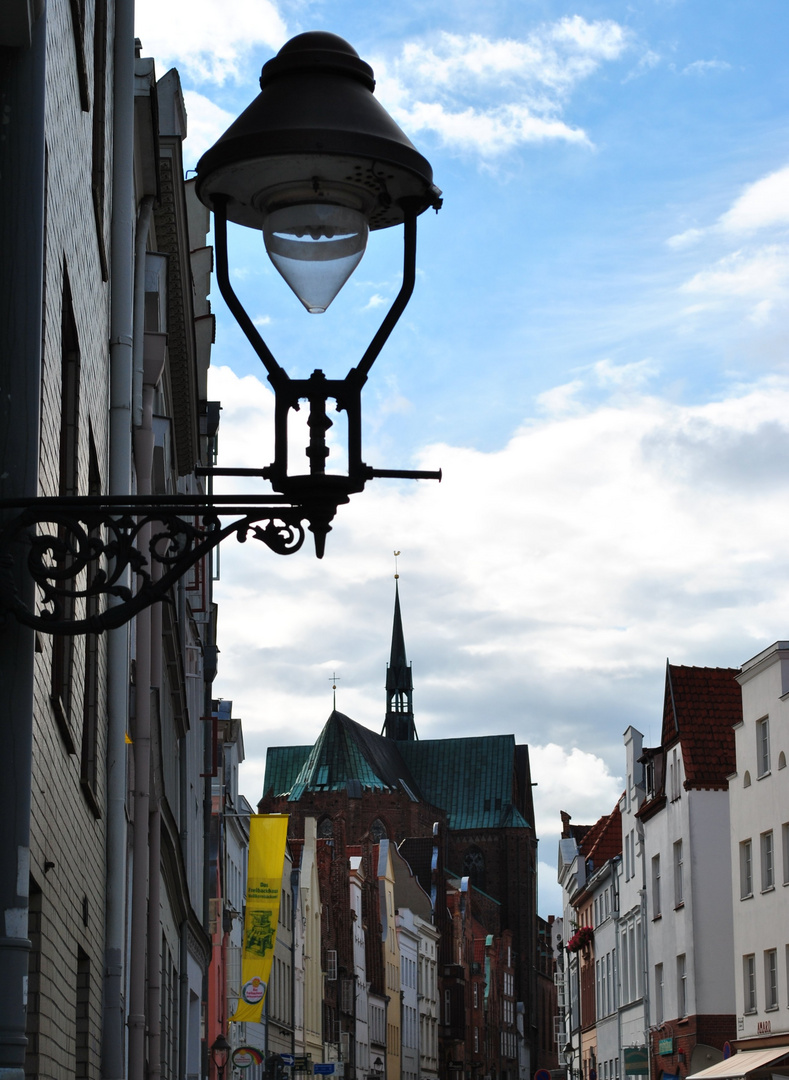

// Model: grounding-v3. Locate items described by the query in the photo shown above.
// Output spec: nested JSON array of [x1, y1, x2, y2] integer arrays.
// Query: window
[[369, 818, 387, 842], [601, 957, 607, 1016], [740, 839, 753, 898], [463, 847, 485, 891], [326, 950, 337, 980], [764, 950, 778, 1010], [91, 0, 109, 278], [75, 947, 90, 1080], [782, 823, 789, 886], [761, 831, 774, 891], [744, 954, 756, 1013], [677, 954, 687, 1017], [757, 717, 771, 777], [620, 928, 629, 1004], [80, 434, 102, 815], [51, 273, 81, 751], [652, 855, 661, 917], [670, 747, 681, 800], [674, 840, 684, 907], [654, 964, 663, 1025]]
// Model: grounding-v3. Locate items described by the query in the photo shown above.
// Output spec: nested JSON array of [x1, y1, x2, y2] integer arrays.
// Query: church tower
[[383, 577, 416, 740]]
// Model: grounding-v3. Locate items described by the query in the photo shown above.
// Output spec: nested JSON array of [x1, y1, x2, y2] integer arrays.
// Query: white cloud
[[681, 244, 789, 321], [719, 164, 789, 234], [374, 19, 628, 156], [668, 163, 789, 247], [683, 59, 731, 75], [207, 363, 789, 894], [530, 744, 622, 842], [181, 91, 236, 168], [135, 0, 288, 84], [666, 226, 704, 250]]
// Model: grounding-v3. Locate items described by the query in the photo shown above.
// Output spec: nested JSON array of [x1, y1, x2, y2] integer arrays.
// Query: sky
[[134, 0, 789, 917]]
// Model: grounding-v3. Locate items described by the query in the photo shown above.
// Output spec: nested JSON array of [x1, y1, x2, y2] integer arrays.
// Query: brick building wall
[[649, 1014, 735, 1080]]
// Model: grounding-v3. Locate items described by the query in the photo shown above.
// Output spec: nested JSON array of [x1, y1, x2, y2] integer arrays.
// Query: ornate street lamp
[[0, 32, 441, 634], [211, 1032, 232, 1080], [194, 30, 443, 553]]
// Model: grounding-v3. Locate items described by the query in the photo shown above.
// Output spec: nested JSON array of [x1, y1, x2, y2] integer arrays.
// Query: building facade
[[730, 643, 789, 1051], [1, 7, 224, 1080]]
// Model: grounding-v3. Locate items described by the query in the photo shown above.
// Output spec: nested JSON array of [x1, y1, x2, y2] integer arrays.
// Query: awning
[[687, 1048, 789, 1080]]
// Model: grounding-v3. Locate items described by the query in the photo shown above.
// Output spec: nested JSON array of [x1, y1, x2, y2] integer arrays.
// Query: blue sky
[[135, 0, 789, 916]]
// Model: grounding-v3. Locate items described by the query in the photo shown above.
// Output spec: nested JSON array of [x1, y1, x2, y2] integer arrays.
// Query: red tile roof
[[582, 802, 622, 868], [662, 664, 741, 788]]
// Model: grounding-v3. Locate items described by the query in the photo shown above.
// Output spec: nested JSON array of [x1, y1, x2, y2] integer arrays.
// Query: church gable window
[[369, 818, 388, 843], [463, 847, 486, 891]]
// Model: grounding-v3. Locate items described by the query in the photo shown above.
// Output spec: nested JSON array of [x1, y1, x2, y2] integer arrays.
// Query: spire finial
[[394, 550, 400, 579], [329, 671, 340, 710]]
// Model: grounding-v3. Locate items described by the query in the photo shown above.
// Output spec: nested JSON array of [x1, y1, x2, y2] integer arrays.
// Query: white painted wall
[[731, 643, 789, 1043]]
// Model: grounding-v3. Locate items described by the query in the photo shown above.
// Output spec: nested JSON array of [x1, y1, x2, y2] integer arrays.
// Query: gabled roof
[[583, 803, 622, 869], [662, 664, 741, 788], [269, 710, 423, 801]]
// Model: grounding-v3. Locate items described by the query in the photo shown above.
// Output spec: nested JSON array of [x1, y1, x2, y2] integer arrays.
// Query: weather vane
[[394, 550, 400, 579]]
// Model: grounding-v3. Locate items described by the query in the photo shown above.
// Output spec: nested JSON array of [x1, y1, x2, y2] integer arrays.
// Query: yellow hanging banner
[[230, 814, 289, 1024]]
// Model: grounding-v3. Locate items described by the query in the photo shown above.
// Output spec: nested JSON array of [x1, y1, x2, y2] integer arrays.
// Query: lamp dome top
[[261, 31, 375, 92]]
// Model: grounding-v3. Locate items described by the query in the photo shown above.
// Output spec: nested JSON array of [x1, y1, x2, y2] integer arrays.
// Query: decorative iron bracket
[[0, 494, 306, 635]]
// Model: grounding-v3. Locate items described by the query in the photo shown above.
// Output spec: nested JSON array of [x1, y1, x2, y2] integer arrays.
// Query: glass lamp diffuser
[[263, 203, 368, 313]]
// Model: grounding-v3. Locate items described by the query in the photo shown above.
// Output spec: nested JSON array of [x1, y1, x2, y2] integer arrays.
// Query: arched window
[[318, 817, 334, 838], [369, 818, 388, 843], [463, 847, 485, 890]]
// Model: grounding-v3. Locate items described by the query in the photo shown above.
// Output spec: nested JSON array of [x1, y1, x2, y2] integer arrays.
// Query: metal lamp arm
[[212, 195, 290, 393], [354, 207, 417, 383]]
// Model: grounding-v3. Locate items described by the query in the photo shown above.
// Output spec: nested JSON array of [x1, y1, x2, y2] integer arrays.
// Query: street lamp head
[[211, 1033, 232, 1071], [195, 31, 441, 311]]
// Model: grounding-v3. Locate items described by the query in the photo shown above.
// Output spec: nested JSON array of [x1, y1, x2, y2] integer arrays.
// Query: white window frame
[[674, 840, 684, 907], [740, 839, 753, 899], [677, 954, 687, 1018], [744, 954, 756, 1013], [764, 949, 778, 1010], [761, 831, 774, 892], [655, 963, 663, 1025], [652, 854, 661, 917], [757, 717, 770, 777], [326, 950, 338, 981]]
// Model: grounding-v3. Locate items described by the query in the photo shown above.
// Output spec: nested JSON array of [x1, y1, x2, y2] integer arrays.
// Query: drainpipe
[[0, 7, 46, 1080], [103, 0, 136, 1074], [613, 857, 622, 1080], [128, 326, 167, 1080], [148, 803, 162, 1080], [291, 869, 301, 1058], [150, 496, 165, 1080]]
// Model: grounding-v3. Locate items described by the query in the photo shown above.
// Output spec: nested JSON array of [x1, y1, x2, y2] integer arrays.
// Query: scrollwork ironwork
[[0, 497, 305, 635]]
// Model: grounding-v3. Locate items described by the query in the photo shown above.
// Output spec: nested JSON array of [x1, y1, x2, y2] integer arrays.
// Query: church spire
[[383, 564, 416, 741]]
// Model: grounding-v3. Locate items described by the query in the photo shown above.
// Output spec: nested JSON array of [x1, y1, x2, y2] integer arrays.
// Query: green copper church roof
[[263, 713, 531, 830], [400, 734, 531, 831]]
